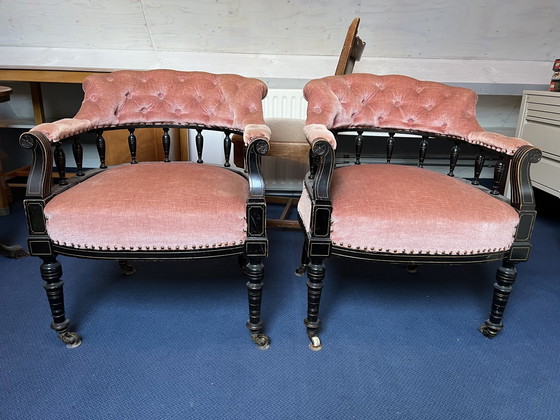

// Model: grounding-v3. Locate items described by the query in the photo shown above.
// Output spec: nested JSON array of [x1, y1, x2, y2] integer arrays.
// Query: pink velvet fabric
[[44, 162, 249, 250], [298, 165, 520, 255], [32, 70, 270, 145], [303, 73, 530, 155]]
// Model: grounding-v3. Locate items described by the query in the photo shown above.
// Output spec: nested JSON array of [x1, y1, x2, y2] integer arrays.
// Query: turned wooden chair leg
[[304, 258, 325, 351], [244, 258, 270, 350], [479, 260, 517, 338], [40, 256, 81, 348]]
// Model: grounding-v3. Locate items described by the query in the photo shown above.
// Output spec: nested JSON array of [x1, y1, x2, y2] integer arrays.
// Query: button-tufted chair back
[[305, 73, 483, 137], [32, 70, 271, 146], [77, 70, 267, 129], [303, 73, 529, 155]]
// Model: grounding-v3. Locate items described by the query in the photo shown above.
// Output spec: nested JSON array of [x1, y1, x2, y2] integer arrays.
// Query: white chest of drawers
[[516, 90, 560, 198]]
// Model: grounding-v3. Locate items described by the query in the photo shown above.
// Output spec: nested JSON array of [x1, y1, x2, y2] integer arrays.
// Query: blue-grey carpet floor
[[1, 190, 559, 419]]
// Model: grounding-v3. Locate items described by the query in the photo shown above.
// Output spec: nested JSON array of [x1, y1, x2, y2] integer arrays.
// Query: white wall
[[1, 0, 558, 156], [1, 0, 558, 92]]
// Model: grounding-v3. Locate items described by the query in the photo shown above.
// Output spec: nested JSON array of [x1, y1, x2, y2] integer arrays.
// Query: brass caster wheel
[[295, 264, 307, 277], [118, 261, 136, 276], [309, 335, 322, 351], [251, 333, 270, 350], [478, 321, 502, 339], [406, 264, 419, 274], [59, 331, 82, 349]]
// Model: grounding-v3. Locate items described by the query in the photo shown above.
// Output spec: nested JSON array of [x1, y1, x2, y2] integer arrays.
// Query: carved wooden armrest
[[19, 131, 55, 198]]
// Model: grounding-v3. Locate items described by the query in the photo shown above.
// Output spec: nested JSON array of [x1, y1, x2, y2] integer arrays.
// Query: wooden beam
[[0, 69, 108, 84]]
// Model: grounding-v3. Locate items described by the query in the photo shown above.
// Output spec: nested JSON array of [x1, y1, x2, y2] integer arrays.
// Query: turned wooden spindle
[[386, 132, 395, 163], [54, 143, 67, 185], [128, 129, 137, 164], [195, 128, 204, 163], [96, 131, 107, 169], [448, 142, 460, 177], [491, 158, 505, 195], [472, 150, 485, 185], [72, 137, 84, 176], [224, 131, 232, 167], [418, 136, 429, 168], [354, 131, 363, 165], [162, 128, 171, 162]]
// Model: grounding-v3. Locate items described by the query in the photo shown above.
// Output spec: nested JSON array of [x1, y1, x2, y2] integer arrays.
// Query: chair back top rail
[[303, 73, 530, 156], [27, 70, 271, 145]]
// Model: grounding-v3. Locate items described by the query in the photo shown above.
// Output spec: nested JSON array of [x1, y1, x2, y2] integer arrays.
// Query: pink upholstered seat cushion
[[299, 165, 520, 255], [44, 162, 249, 250]]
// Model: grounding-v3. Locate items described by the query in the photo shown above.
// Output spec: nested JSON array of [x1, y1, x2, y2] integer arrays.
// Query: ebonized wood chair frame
[[20, 123, 270, 349], [298, 127, 541, 350]]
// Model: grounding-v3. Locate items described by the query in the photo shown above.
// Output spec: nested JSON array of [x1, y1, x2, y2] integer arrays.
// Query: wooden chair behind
[[233, 18, 366, 229]]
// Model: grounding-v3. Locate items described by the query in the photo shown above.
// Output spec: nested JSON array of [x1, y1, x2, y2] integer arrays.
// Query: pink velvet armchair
[[20, 70, 272, 349], [297, 73, 541, 350]]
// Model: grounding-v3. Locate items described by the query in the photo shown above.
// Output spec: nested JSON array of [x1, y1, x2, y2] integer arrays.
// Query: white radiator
[[263, 89, 307, 120]]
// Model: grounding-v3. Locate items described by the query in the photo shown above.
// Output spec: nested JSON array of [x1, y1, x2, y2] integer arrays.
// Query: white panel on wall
[[0, 1, 558, 96], [0, 0, 152, 50], [359, 0, 560, 61], [1, 0, 558, 61]]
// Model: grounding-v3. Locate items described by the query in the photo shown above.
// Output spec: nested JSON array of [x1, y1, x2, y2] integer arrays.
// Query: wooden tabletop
[[0, 69, 108, 84]]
